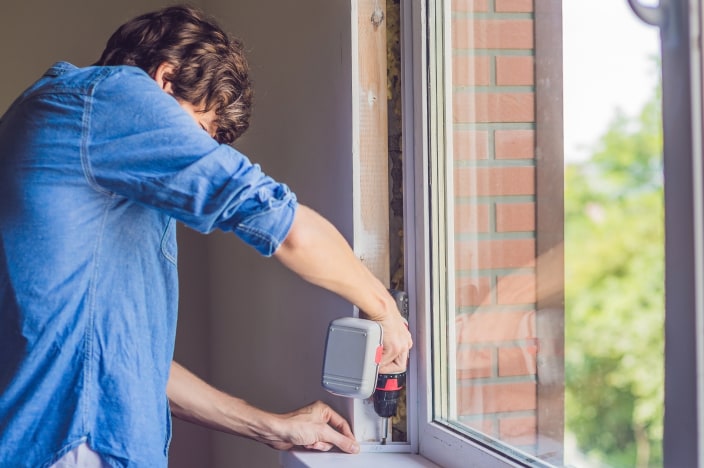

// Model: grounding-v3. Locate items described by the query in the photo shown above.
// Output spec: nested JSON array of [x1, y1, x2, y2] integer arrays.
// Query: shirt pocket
[[160, 217, 177, 265]]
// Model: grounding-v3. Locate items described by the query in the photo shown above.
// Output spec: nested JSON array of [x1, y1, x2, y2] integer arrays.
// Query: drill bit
[[381, 417, 389, 445]]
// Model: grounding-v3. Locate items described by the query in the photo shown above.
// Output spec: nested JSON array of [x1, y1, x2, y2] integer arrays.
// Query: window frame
[[403, 0, 702, 466], [402, 1, 551, 465], [657, 0, 704, 466]]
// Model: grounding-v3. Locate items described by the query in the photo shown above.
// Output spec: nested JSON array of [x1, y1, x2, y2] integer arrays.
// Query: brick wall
[[451, 0, 541, 454]]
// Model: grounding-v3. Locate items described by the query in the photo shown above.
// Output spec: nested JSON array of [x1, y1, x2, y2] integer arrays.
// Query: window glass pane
[[428, 1, 664, 466], [563, 2, 663, 467]]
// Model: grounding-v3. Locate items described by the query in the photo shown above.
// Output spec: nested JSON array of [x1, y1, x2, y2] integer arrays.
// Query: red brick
[[453, 54, 491, 87], [456, 238, 536, 270], [498, 344, 537, 376], [496, 273, 536, 304], [457, 347, 494, 379], [496, 56, 534, 86], [454, 129, 489, 160], [456, 276, 492, 307], [453, 0, 489, 12], [455, 202, 490, 233], [495, 129, 535, 159], [453, 19, 534, 50], [455, 166, 535, 197], [456, 310, 536, 343], [463, 418, 495, 435], [496, 202, 535, 232], [495, 0, 534, 13], [453, 92, 535, 123], [499, 416, 537, 446], [458, 382, 537, 414]]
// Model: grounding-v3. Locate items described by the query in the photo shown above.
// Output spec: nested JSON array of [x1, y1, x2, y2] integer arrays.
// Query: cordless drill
[[373, 290, 408, 444]]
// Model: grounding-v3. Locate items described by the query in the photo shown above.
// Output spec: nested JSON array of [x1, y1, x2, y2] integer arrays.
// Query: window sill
[[280, 449, 441, 467]]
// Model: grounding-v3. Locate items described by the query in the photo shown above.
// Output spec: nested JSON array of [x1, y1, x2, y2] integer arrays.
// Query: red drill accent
[[375, 345, 383, 364], [377, 378, 402, 391]]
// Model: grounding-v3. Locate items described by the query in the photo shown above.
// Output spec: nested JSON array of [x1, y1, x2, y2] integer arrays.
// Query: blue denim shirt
[[0, 62, 297, 467]]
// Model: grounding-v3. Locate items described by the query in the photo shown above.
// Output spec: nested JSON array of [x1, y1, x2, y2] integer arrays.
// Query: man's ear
[[154, 62, 175, 94]]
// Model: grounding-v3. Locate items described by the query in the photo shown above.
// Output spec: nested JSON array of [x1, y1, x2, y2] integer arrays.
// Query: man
[[0, 5, 412, 467]]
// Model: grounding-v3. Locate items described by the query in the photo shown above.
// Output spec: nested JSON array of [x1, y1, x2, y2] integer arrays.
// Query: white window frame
[[405, 0, 704, 467], [402, 1, 527, 465]]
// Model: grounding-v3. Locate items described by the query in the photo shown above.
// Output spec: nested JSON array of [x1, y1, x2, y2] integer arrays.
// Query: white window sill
[[280, 450, 441, 468]]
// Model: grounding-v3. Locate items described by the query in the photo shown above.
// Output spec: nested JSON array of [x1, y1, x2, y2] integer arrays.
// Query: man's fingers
[[324, 406, 355, 439], [286, 401, 359, 454], [379, 350, 409, 373], [319, 405, 359, 453], [319, 425, 360, 454], [378, 318, 412, 371], [305, 441, 334, 452]]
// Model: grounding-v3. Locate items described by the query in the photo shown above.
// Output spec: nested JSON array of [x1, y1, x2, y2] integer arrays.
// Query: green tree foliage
[[565, 78, 663, 467]]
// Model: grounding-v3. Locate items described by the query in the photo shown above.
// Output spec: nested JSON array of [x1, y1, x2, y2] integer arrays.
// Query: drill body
[[373, 290, 408, 444]]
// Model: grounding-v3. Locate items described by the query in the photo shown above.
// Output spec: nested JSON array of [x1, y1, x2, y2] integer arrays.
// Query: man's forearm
[[167, 361, 279, 443], [272, 204, 412, 371], [273, 204, 396, 320], [166, 361, 360, 453]]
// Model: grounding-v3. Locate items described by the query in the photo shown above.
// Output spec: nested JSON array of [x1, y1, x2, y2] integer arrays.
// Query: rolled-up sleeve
[[84, 67, 297, 256]]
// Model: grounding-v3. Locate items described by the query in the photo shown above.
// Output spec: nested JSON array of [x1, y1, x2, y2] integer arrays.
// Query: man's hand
[[167, 362, 359, 454], [370, 300, 412, 374], [266, 401, 359, 453]]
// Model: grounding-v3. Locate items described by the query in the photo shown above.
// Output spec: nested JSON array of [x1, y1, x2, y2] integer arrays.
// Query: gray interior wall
[[202, 2, 355, 467], [0, 1, 177, 112], [1, 2, 356, 467]]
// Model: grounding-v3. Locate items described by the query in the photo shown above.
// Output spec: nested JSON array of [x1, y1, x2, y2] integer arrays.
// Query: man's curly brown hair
[[95, 5, 252, 144]]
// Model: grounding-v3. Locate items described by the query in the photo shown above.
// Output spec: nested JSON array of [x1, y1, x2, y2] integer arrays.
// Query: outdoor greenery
[[564, 75, 664, 467]]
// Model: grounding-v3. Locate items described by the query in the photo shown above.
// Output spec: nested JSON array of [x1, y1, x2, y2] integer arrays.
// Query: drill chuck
[[373, 371, 406, 418]]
